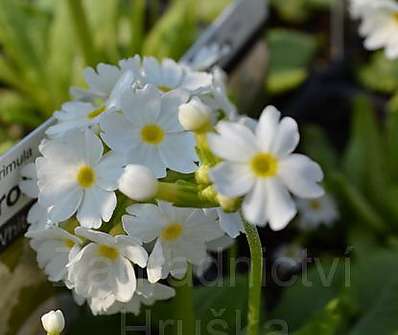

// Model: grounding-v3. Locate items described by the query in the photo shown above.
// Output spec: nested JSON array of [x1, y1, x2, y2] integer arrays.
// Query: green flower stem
[[243, 219, 263, 335], [157, 182, 218, 208], [170, 265, 196, 334], [66, 0, 98, 66], [227, 242, 238, 278], [195, 133, 219, 166]]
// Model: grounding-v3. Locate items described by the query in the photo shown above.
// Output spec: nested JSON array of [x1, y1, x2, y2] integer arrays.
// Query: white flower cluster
[[21, 55, 324, 316], [350, 0, 398, 59]]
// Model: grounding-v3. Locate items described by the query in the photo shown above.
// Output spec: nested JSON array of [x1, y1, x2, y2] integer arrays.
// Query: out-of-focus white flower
[[100, 85, 197, 177], [46, 102, 105, 138], [208, 106, 324, 229], [30, 227, 82, 282], [142, 57, 212, 94], [67, 227, 148, 307], [25, 202, 54, 236], [178, 97, 213, 132], [297, 193, 339, 230], [89, 279, 175, 316], [36, 129, 124, 228], [274, 243, 307, 271], [122, 201, 224, 283], [118, 164, 158, 201], [350, 0, 398, 59], [41, 310, 65, 335]]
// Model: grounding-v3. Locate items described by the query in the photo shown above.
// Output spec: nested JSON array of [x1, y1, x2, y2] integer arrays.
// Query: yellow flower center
[[309, 200, 321, 210], [64, 239, 75, 249], [160, 223, 183, 241], [76, 165, 96, 188], [141, 124, 165, 144], [250, 153, 278, 178], [97, 244, 119, 261], [158, 85, 172, 93], [87, 106, 106, 120]]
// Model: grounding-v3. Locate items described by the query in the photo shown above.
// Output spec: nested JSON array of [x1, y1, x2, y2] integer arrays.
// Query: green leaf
[[358, 52, 398, 93], [143, 0, 198, 59], [301, 125, 339, 177], [342, 95, 396, 223], [291, 299, 346, 335], [270, 258, 347, 331], [386, 94, 398, 182], [265, 29, 317, 94], [0, 90, 42, 127], [84, 0, 120, 63]]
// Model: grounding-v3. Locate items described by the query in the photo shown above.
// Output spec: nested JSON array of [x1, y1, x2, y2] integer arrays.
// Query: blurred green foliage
[[0, 0, 230, 152]]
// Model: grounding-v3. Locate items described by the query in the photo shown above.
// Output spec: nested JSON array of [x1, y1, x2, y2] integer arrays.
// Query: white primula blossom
[[41, 310, 65, 335], [208, 106, 324, 229], [36, 129, 124, 228], [72, 56, 141, 103], [118, 164, 158, 201], [122, 201, 224, 283], [205, 208, 243, 238], [46, 101, 106, 138], [30, 227, 82, 282], [67, 227, 148, 307], [297, 193, 339, 230], [90, 279, 175, 316], [101, 84, 197, 177], [142, 57, 212, 94], [350, 0, 398, 59], [19, 163, 55, 234]]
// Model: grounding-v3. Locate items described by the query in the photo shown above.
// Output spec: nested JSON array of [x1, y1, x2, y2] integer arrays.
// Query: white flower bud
[[41, 310, 65, 335], [178, 97, 212, 132], [118, 164, 158, 201]]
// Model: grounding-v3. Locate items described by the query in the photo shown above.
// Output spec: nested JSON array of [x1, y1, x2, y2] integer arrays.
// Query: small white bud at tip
[[118, 165, 158, 201], [41, 310, 65, 335], [178, 97, 212, 132]]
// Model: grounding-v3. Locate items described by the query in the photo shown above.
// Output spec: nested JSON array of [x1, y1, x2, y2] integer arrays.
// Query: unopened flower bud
[[217, 194, 241, 213], [178, 97, 212, 132], [195, 165, 211, 185], [119, 165, 158, 201], [41, 310, 65, 335]]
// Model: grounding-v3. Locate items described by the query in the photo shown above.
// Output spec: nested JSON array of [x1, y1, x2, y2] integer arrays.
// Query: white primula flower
[[36, 129, 124, 228], [118, 164, 159, 201], [46, 101, 106, 138], [100, 85, 198, 177], [19, 163, 55, 234], [297, 193, 339, 230], [208, 106, 324, 229], [29, 226, 82, 282], [142, 56, 212, 94], [350, 0, 398, 59], [41, 310, 65, 335], [122, 201, 224, 283], [67, 227, 148, 306], [89, 279, 175, 316]]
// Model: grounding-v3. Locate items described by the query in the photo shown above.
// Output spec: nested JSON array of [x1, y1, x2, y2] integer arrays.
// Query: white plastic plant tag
[[0, 0, 267, 250]]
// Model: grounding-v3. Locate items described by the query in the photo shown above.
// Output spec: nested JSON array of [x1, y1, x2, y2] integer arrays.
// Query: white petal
[[159, 132, 198, 173], [100, 112, 135, 152], [278, 154, 324, 198], [265, 178, 297, 231], [95, 152, 125, 191], [242, 180, 268, 226], [255, 106, 281, 152], [208, 121, 258, 162], [126, 144, 166, 178], [46, 187, 83, 222], [271, 117, 300, 157], [209, 162, 254, 197], [218, 210, 243, 238], [147, 240, 165, 283], [114, 258, 136, 302]]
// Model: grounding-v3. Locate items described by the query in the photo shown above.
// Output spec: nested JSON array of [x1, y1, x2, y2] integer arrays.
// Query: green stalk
[[169, 265, 195, 334], [130, 0, 145, 54], [243, 219, 263, 335], [66, 0, 98, 66]]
